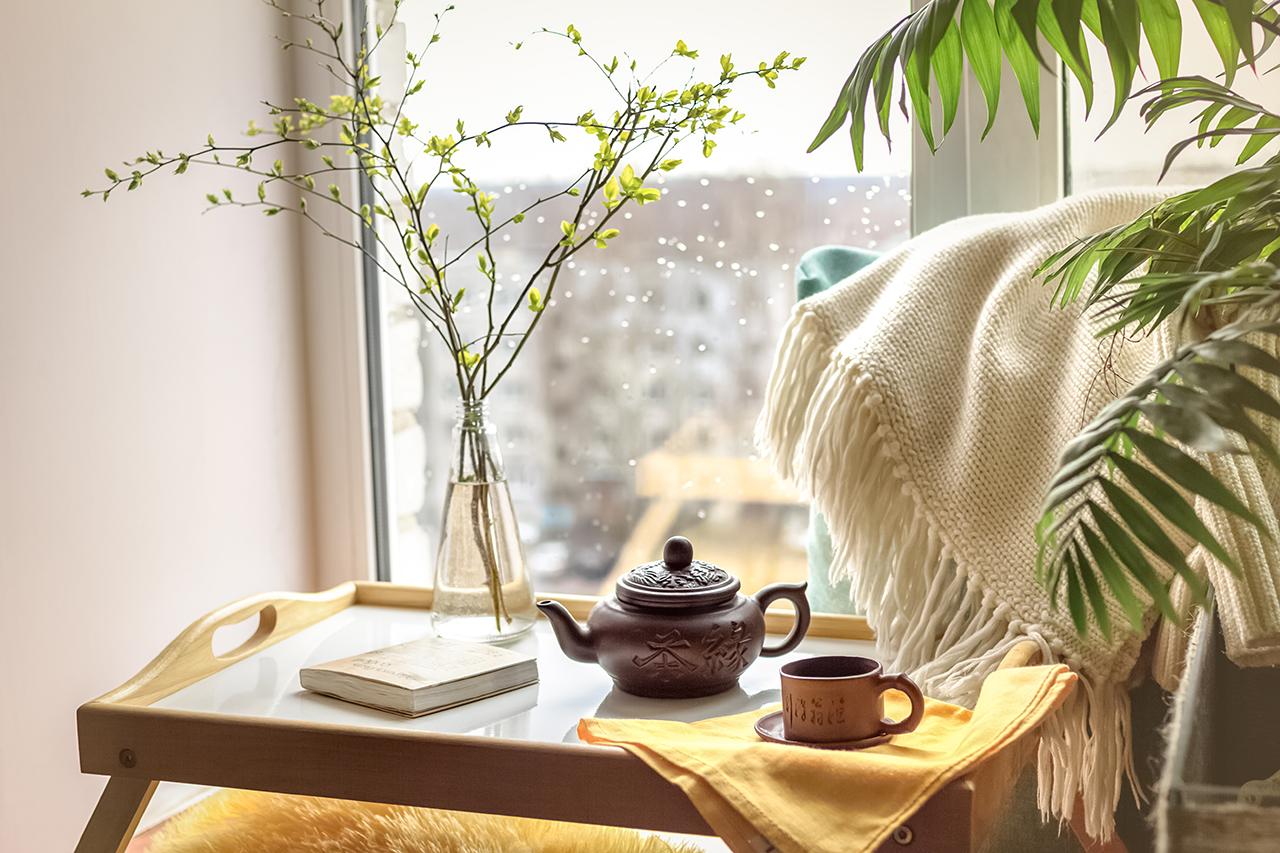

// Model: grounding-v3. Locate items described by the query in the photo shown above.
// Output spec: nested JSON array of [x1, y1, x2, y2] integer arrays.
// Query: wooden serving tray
[[75, 581, 1031, 853]]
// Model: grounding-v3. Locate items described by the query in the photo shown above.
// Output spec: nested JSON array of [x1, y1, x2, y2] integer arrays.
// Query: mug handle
[[876, 673, 925, 735], [753, 582, 812, 657]]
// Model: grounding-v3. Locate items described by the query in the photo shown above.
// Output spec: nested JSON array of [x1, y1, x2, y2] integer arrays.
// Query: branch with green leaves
[[84, 0, 803, 405]]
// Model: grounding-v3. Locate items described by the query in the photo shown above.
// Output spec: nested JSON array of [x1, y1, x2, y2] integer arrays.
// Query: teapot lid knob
[[663, 536, 694, 570], [616, 534, 737, 607]]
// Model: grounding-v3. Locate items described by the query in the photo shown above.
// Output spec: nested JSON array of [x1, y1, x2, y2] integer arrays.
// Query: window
[[367, 1, 913, 595]]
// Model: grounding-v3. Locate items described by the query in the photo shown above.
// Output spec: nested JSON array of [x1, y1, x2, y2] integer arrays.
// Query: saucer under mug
[[753, 709, 890, 750]]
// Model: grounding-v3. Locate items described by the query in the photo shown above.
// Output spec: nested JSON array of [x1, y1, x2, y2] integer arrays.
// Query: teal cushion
[[797, 245, 882, 301], [795, 246, 881, 615]]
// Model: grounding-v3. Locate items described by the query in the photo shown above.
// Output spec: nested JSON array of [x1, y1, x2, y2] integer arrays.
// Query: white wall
[[0, 2, 318, 850]]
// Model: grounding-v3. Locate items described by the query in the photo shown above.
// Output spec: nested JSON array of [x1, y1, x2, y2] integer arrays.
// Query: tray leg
[[75, 777, 158, 853]]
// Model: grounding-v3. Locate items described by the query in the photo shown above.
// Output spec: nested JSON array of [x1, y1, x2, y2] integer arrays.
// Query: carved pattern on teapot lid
[[615, 536, 741, 609]]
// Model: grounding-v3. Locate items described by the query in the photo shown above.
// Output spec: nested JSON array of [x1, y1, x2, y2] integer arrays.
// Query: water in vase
[[432, 401, 538, 641]]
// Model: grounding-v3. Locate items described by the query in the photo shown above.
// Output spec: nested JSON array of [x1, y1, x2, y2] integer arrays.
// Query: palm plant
[[809, 0, 1280, 635]]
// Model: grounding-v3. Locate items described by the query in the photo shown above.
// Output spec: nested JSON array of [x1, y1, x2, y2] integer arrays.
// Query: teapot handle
[[753, 582, 812, 657]]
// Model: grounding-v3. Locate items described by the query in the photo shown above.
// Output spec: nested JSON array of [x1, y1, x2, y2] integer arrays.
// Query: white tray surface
[[154, 605, 874, 744]]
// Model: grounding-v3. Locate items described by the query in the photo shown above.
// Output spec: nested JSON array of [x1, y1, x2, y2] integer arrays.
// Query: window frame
[[909, 0, 1064, 231], [315, 0, 1066, 585], [297, 0, 381, 588]]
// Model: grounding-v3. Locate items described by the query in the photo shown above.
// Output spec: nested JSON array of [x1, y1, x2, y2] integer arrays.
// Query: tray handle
[[96, 582, 358, 707], [209, 599, 280, 663]]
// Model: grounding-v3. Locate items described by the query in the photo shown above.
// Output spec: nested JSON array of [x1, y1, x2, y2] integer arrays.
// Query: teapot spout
[[536, 600, 597, 663]]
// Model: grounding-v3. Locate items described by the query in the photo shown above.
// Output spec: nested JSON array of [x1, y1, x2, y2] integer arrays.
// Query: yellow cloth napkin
[[579, 664, 1077, 853]]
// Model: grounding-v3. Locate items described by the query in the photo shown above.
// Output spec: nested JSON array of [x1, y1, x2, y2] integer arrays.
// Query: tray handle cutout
[[210, 603, 279, 662]]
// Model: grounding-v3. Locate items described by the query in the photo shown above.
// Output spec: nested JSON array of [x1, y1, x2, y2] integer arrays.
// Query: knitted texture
[[757, 190, 1188, 841], [1198, 343, 1280, 668]]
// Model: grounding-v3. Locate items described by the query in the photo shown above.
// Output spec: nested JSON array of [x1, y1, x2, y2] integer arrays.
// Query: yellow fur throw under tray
[[148, 788, 708, 853]]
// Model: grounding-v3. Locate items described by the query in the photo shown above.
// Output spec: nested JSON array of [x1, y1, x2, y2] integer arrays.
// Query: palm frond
[[1038, 158, 1280, 326], [817, 0, 1280, 637], [1135, 76, 1280, 176], [809, 0, 1279, 168], [1037, 321, 1280, 637]]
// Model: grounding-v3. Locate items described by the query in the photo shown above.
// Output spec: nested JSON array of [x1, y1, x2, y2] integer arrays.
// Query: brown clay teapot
[[537, 536, 811, 698]]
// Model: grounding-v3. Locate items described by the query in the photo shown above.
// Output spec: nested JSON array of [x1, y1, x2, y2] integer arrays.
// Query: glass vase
[[431, 400, 537, 642]]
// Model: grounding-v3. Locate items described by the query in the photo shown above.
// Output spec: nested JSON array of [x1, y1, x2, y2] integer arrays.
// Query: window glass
[[375, 0, 911, 596], [1069, 0, 1280, 192]]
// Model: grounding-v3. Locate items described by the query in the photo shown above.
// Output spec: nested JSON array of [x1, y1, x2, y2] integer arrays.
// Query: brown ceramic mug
[[779, 655, 925, 743]]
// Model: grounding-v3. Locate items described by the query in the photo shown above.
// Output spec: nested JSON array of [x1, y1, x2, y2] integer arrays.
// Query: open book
[[300, 636, 538, 717]]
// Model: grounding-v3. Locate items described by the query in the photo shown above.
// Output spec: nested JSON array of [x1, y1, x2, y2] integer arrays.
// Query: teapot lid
[[615, 536, 740, 609]]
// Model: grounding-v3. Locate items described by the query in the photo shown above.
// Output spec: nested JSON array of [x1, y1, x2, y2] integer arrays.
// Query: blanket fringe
[[757, 308, 1131, 842]]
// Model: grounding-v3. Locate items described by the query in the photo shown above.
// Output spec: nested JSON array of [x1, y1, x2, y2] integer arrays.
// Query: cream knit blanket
[[757, 190, 1280, 840]]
